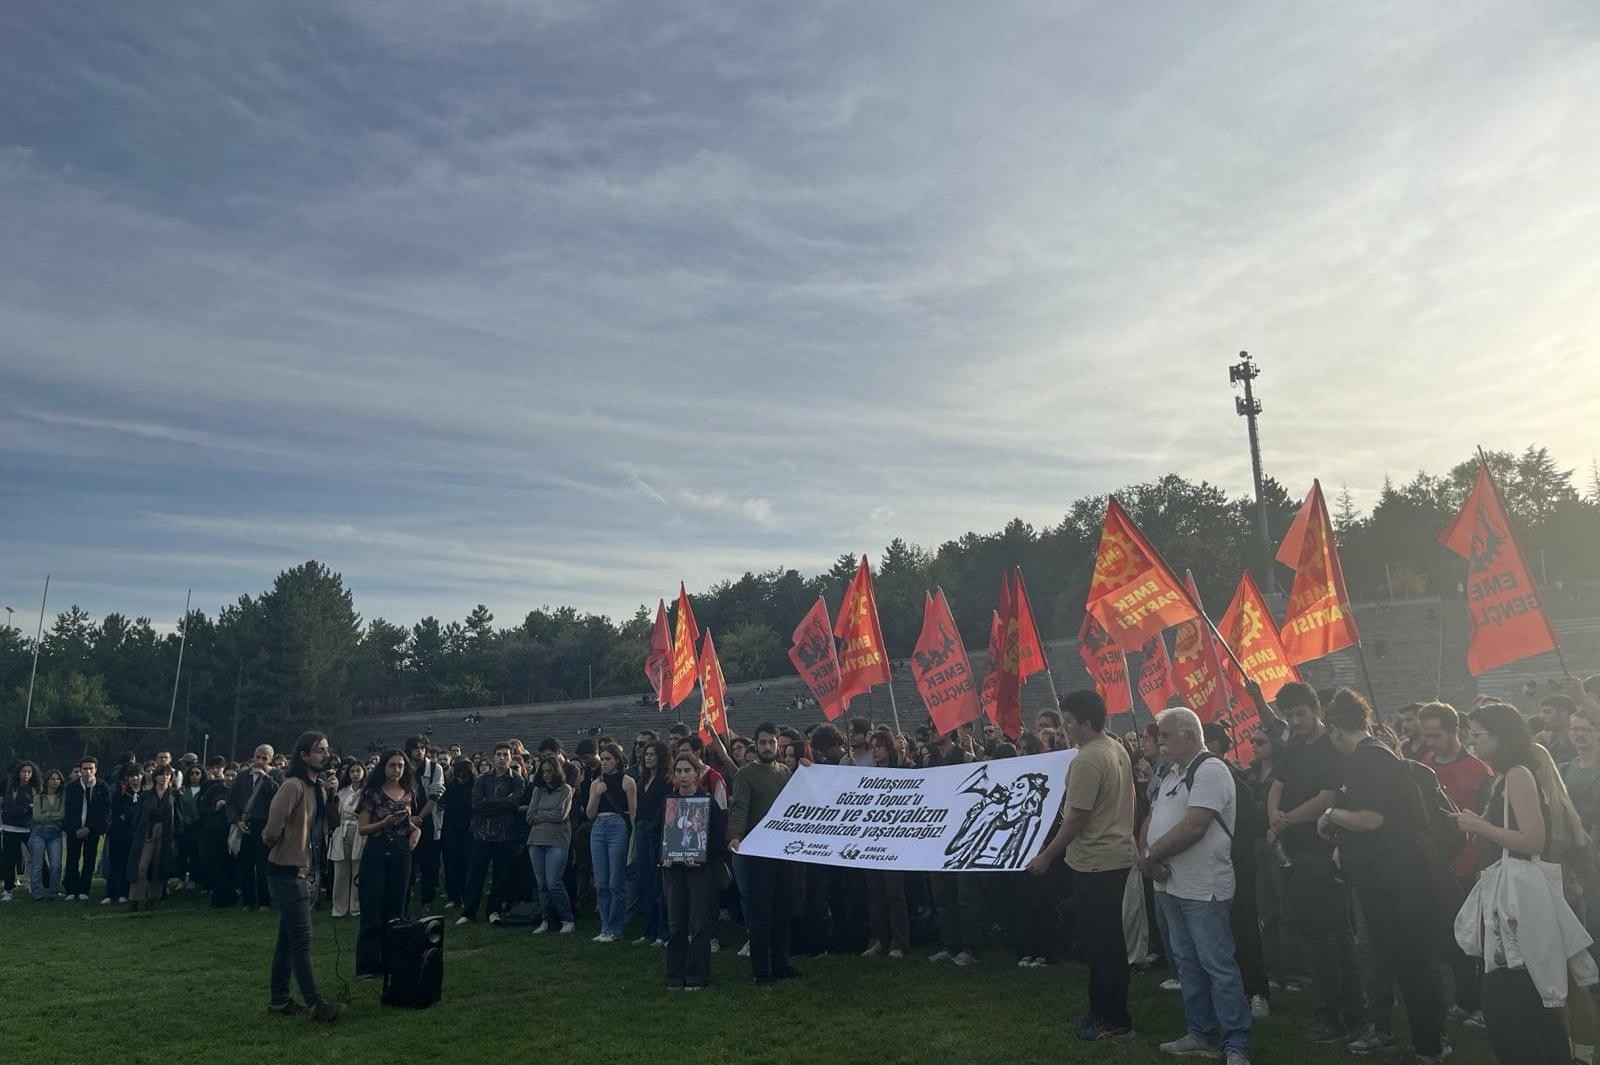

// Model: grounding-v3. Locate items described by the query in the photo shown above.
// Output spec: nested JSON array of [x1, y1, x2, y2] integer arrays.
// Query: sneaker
[[710, 938, 720, 953], [530, 922, 550, 935], [309, 1001, 344, 1023], [559, 922, 575, 934], [952, 950, 979, 967], [1345, 1026, 1393, 1055], [634, 936, 651, 945], [1, 890, 11, 902], [1018, 956, 1037, 969], [1250, 995, 1270, 1020], [1443, 1006, 1469, 1024], [444, 901, 457, 910], [1461, 1012, 1484, 1029], [592, 932, 608, 942], [737, 941, 750, 957], [118, 896, 128, 904], [1082, 1024, 1136, 1043], [1304, 1021, 1348, 1045], [455, 916, 470, 926], [654, 938, 667, 947], [101, 897, 112, 906], [1159, 1033, 1222, 1058], [1224, 1051, 1250, 1065], [1160, 977, 1183, 991], [267, 1000, 307, 1016], [683, 985, 702, 992], [928, 949, 953, 963], [861, 941, 883, 958], [888, 949, 904, 959], [487, 912, 501, 925]]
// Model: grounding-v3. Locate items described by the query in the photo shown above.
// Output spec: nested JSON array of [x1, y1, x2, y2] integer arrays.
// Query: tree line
[[3, 445, 1596, 761]]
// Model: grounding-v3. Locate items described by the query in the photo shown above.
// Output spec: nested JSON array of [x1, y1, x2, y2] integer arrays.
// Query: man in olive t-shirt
[[1028, 690, 1136, 1042]]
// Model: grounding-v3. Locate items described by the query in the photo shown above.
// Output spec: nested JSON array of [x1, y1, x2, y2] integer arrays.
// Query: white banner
[[738, 750, 1075, 872]]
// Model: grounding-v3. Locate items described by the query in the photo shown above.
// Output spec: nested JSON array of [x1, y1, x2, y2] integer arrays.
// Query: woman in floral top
[[355, 749, 420, 978]]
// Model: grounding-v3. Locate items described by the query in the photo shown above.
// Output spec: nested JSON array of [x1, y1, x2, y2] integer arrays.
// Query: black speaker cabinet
[[382, 916, 443, 1008]]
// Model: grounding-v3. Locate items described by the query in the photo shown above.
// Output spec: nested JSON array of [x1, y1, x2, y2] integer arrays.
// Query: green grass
[[8, 889, 1497, 1065]]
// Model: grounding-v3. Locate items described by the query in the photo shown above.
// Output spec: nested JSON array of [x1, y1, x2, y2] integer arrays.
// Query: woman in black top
[[201, 767, 237, 907], [1, 761, 38, 901], [585, 742, 637, 943], [127, 764, 180, 910], [105, 766, 145, 904], [1450, 702, 1568, 1065], [441, 758, 475, 910], [633, 740, 672, 946], [662, 753, 727, 989], [355, 749, 421, 979]]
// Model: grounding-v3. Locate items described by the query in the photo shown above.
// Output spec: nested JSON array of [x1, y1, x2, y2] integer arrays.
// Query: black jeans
[[462, 839, 516, 920], [1229, 856, 1269, 999], [357, 838, 413, 976], [1352, 875, 1442, 1057], [267, 868, 322, 1007], [238, 826, 270, 908], [1481, 968, 1569, 1065], [663, 864, 715, 987], [105, 830, 132, 900], [1, 831, 24, 892], [66, 831, 101, 898], [442, 826, 470, 905], [1073, 866, 1133, 1030], [1285, 852, 1362, 1029], [410, 824, 439, 907], [740, 854, 794, 981]]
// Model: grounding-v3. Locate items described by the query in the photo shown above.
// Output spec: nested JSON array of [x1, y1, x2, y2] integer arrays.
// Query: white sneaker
[[1159, 1032, 1222, 1058], [633, 936, 651, 945], [487, 912, 501, 925], [888, 948, 904, 959], [654, 938, 667, 947], [444, 901, 457, 910], [455, 916, 470, 926], [118, 896, 128, 904], [861, 941, 883, 958], [928, 949, 953, 963], [952, 950, 979, 967], [592, 932, 609, 942], [530, 922, 550, 935], [710, 938, 720, 953], [559, 922, 575, 934], [1250, 995, 1269, 1019], [1160, 977, 1182, 991], [1, 891, 11, 902], [737, 941, 749, 957], [101, 897, 112, 906]]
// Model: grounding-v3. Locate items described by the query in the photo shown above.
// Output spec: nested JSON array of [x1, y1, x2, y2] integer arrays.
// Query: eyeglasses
[[1468, 730, 1491, 742]]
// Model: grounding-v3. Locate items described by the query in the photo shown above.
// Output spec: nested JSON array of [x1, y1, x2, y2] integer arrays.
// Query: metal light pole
[[1229, 352, 1276, 594]]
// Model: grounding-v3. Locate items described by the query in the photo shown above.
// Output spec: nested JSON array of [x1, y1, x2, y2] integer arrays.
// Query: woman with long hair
[[1, 761, 39, 902], [633, 740, 672, 946], [27, 768, 66, 900], [355, 748, 420, 979], [261, 730, 341, 1020], [863, 729, 911, 959], [127, 764, 180, 911], [661, 752, 727, 990], [105, 764, 144, 905], [441, 757, 475, 910], [525, 754, 575, 934], [585, 741, 637, 943], [1451, 702, 1583, 1064], [174, 764, 206, 891], [327, 762, 366, 918]]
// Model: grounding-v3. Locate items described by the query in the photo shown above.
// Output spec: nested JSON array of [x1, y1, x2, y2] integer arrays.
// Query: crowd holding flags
[[640, 448, 1568, 744]]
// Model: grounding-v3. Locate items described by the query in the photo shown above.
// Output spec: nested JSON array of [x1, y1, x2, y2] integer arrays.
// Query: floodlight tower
[[1229, 352, 1276, 594]]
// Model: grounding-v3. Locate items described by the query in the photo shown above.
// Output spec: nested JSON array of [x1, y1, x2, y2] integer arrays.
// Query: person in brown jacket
[[261, 730, 342, 1022]]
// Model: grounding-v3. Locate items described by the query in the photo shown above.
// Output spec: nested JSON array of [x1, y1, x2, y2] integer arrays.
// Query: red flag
[[788, 597, 845, 720], [1276, 480, 1360, 664], [1218, 572, 1300, 701], [644, 598, 672, 706], [834, 555, 891, 707], [1440, 460, 1560, 674], [911, 589, 981, 735], [1172, 572, 1233, 723], [698, 629, 730, 742], [1135, 634, 1180, 716], [1011, 567, 1049, 682], [667, 582, 700, 709], [1077, 609, 1133, 716], [979, 609, 1004, 724], [1086, 498, 1200, 651], [984, 576, 1023, 739]]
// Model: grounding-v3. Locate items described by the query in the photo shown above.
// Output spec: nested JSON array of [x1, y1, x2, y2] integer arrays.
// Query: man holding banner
[[1027, 690, 1137, 1043]]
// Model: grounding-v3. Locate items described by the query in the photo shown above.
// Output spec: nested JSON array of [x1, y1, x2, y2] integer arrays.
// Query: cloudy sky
[[2, 1, 1597, 631]]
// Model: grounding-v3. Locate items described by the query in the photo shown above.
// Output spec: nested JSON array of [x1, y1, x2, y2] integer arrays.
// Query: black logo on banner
[[942, 765, 1051, 870], [1469, 505, 1506, 576]]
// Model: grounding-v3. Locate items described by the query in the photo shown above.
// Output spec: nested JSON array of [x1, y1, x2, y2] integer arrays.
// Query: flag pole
[[23, 575, 49, 729], [884, 672, 903, 737], [166, 589, 191, 731], [1354, 640, 1379, 711], [1478, 446, 1569, 676]]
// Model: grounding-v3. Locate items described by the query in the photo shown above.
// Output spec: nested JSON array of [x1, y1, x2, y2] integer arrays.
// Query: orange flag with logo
[[1276, 480, 1360, 664], [644, 598, 672, 707], [1135, 634, 1180, 716], [1218, 572, 1301, 700], [984, 576, 1024, 738], [788, 597, 845, 719], [1077, 608, 1133, 716], [668, 583, 700, 709], [834, 555, 892, 707], [1086, 498, 1200, 651], [911, 589, 982, 735], [698, 629, 730, 742], [1011, 567, 1049, 682], [1440, 460, 1560, 674], [1173, 572, 1234, 723], [979, 609, 1003, 725]]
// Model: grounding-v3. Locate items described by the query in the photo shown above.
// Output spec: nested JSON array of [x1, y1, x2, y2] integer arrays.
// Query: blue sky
[[2, 2, 1597, 631]]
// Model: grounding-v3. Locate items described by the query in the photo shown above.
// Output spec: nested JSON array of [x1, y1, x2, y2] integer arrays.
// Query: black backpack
[[1404, 758, 1467, 861], [1182, 752, 1258, 868]]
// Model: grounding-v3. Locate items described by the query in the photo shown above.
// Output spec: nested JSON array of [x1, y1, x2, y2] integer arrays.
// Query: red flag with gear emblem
[[667, 583, 700, 709], [1077, 608, 1133, 715], [834, 556, 892, 708], [697, 629, 729, 742], [788, 596, 845, 719], [1172, 572, 1234, 723], [1086, 498, 1201, 651], [1276, 480, 1360, 665], [1218, 572, 1300, 701], [912, 589, 982, 735]]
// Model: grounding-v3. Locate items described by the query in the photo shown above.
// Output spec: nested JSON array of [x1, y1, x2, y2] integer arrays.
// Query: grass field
[[8, 890, 1499, 1065]]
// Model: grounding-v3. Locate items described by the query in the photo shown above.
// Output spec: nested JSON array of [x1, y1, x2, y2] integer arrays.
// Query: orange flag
[[984, 576, 1023, 739], [834, 555, 892, 706], [1135, 634, 1180, 716], [698, 629, 730, 742], [1077, 609, 1133, 716], [1218, 573, 1301, 700], [1440, 460, 1560, 674], [911, 589, 981, 735], [1173, 572, 1233, 723], [1276, 480, 1360, 664], [979, 609, 1004, 724], [1011, 567, 1049, 682], [1086, 498, 1200, 651], [788, 597, 845, 720], [644, 598, 672, 706], [668, 582, 700, 709]]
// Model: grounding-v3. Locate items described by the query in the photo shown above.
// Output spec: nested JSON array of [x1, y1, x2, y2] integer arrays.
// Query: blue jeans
[[1159, 892, 1251, 1054], [633, 822, 667, 941], [590, 814, 629, 936], [528, 844, 572, 924], [28, 828, 64, 899]]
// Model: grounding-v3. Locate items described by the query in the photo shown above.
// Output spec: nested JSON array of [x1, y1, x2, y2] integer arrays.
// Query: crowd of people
[[6, 674, 1600, 1064]]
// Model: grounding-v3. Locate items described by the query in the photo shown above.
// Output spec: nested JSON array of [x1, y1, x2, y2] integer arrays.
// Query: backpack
[[1404, 758, 1468, 861], [1182, 752, 1258, 868]]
